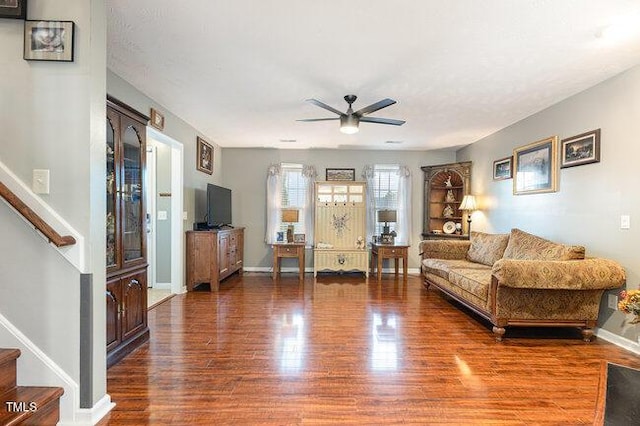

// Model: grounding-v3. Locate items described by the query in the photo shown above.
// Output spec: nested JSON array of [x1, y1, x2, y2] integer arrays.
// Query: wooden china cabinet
[[421, 161, 472, 239], [106, 96, 150, 367]]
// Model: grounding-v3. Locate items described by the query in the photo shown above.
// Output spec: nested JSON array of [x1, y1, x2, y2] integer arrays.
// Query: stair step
[[0, 349, 21, 394], [0, 386, 64, 426]]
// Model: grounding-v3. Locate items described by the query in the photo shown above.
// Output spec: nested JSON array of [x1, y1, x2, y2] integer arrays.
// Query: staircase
[[0, 348, 63, 426]]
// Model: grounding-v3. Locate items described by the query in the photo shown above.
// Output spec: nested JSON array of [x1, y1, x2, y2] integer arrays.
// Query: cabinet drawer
[[278, 246, 301, 257], [314, 250, 368, 272], [378, 247, 406, 257]]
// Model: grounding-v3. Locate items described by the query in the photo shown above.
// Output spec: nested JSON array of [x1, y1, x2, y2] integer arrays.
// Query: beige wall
[[456, 63, 640, 340], [221, 148, 456, 269]]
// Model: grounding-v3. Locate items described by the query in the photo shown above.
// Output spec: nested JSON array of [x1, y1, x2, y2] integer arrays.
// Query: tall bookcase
[[313, 181, 368, 277]]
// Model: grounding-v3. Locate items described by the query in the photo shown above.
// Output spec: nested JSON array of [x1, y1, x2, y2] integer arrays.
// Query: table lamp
[[458, 195, 477, 236], [281, 208, 299, 243], [377, 209, 397, 236]]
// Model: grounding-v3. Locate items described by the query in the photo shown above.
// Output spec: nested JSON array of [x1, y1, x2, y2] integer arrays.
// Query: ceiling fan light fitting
[[340, 115, 359, 134]]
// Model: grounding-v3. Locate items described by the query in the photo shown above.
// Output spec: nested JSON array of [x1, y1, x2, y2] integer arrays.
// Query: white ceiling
[[107, 0, 640, 151]]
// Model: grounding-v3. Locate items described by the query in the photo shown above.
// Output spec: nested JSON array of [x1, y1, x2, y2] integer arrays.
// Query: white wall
[[0, 0, 109, 419], [221, 148, 456, 270], [456, 63, 640, 341]]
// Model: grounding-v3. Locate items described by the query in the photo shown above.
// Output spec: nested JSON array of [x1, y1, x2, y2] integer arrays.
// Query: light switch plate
[[158, 210, 168, 220], [32, 169, 50, 194], [183, 211, 188, 220], [621, 215, 631, 229]]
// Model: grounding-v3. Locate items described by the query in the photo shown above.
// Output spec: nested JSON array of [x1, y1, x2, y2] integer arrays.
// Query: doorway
[[146, 127, 185, 307]]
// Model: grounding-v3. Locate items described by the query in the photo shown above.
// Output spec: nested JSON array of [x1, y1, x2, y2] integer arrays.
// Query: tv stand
[[186, 227, 244, 291]]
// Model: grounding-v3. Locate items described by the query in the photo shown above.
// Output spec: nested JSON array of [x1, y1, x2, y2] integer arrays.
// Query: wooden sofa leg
[[581, 327, 595, 342], [492, 326, 506, 342]]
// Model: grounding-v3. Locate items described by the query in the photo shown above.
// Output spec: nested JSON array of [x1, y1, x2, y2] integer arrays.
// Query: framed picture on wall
[[0, 0, 27, 19], [23, 20, 75, 62], [513, 136, 558, 195], [196, 137, 213, 175], [561, 129, 601, 168], [493, 156, 513, 180], [150, 108, 165, 131], [326, 168, 355, 181]]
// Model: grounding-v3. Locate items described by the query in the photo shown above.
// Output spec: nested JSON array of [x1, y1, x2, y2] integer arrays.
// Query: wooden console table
[[272, 243, 305, 281], [370, 242, 410, 281]]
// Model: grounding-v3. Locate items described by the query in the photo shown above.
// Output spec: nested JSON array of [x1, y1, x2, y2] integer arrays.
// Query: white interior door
[[145, 144, 157, 289]]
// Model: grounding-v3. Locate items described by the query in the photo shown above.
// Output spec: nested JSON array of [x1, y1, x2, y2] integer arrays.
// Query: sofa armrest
[[419, 239, 471, 260], [491, 258, 626, 290]]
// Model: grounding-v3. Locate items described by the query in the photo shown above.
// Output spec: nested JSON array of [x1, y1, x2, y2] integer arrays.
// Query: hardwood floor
[[100, 272, 640, 425]]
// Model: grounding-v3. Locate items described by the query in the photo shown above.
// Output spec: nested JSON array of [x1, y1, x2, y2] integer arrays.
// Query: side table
[[272, 243, 305, 281], [370, 242, 410, 281]]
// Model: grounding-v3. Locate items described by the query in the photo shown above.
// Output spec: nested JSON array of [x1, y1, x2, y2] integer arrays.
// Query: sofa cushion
[[502, 228, 585, 261], [448, 267, 493, 302], [421, 259, 483, 280], [466, 231, 510, 266]]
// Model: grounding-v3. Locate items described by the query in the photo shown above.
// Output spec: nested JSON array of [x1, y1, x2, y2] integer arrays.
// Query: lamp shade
[[459, 195, 477, 211], [281, 209, 299, 223], [377, 209, 397, 223]]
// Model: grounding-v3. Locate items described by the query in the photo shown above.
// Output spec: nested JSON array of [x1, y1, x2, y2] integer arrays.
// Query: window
[[265, 163, 316, 245], [372, 164, 400, 236], [279, 163, 307, 235]]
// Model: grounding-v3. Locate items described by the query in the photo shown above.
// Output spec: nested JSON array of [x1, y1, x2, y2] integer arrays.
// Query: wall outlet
[[608, 294, 618, 310]]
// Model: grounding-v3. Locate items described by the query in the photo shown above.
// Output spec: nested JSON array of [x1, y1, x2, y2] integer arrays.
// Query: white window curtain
[[362, 164, 412, 245], [265, 164, 282, 244], [361, 165, 376, 243], [265, 163, 316, 245], [395, 165, 412, 244], [301, 165, 317, 245]]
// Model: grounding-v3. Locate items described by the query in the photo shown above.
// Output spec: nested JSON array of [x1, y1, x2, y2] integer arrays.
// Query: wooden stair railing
[[0, 181, 76, 247]]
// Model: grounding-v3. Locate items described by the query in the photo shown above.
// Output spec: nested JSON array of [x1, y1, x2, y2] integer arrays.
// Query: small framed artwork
[[561, 129, 601, 168], [380, 234, 395, 244], [513, 136, 558, 195], [150, 108, 165, 131], [326, 168, 355, 181], [196, 136, 213, 175], [276, 231, 284, 242], [24, 20, 74, 62], [293, 234, 305, 244], [0, 0, 27, 19], [493, 156, 513, 180]]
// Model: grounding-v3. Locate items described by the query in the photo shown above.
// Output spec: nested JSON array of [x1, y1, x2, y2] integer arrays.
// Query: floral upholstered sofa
[[420, 228, 626, 341]]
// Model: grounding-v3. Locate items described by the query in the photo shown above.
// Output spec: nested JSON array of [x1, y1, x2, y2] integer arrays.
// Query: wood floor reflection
[[100, 273, 640, 425]]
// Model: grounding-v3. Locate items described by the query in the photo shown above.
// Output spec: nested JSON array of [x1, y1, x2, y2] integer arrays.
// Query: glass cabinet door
[[106, 115, 118, 269], [121, 119, 144, 263]]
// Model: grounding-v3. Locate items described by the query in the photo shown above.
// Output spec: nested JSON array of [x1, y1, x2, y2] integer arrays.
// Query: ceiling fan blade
[[306, 99, 345, 116], [296, 118, 340, 122], [359, 117, 406, 126], [355, 98, 396, 116]]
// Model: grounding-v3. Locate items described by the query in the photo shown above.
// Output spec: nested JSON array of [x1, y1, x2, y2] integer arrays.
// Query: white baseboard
[[595, 327, 640, 355], [243, 266, 421, 275], [58, 394, 115, 426]]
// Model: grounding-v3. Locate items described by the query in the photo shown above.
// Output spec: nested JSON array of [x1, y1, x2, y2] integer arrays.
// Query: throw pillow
[[502, 228, 585, 261], [466, 231, 510, 266]]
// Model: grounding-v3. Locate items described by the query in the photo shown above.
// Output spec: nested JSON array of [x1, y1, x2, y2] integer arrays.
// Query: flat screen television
[[206, 184, 232, 228]]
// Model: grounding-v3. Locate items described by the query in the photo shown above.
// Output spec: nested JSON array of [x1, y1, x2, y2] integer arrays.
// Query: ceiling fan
[[298, 95, 405, 134]]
